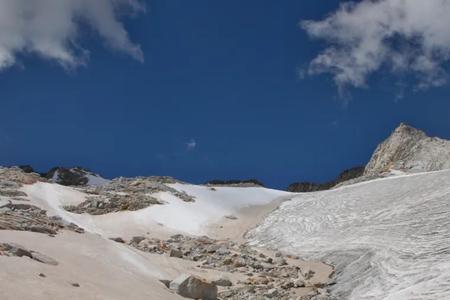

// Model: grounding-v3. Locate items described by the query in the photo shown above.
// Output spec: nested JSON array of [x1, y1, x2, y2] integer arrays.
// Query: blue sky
[[2, 0, 450, 188]]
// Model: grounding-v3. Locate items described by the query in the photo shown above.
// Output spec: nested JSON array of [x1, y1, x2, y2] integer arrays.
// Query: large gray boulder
[[169, 274, 217, 300]]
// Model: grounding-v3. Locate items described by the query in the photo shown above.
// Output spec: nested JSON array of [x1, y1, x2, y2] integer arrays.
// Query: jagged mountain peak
[[391, 122, 426, 138], [364, 123, 450, 176]]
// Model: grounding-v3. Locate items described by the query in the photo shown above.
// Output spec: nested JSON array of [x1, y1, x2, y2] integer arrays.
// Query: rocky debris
[[287, 166, 365, 193], [0, 190, 28, 198], [65, 176, 195, 215], [84, 176, 195, 201], [0, 167, 42, 185], [365, 123, 450, 176], [129, 234, 333, 300], [205, 179, 265, 187], [0, 202, 84, 234], [64, 193, 161, 215], [0, 243, 58, 265], [169, 274, 218, 300], [0, 175, 28, 200]]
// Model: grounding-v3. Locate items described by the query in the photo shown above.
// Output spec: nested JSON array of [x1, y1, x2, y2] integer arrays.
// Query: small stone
[[264, 288, 279, 298], [159, 279, 171, 288], [130, 236, 146, 244], [206, 244, 220, 253], [72, 283, 80, 287], [38, 273, 46, 278], [212, 277, 232, 287], [274, 257, 287, 266], [232, 258, 246, 268], [109, 237, 125, 243], [169, 249, 183, 258], [293, 279, 305, 288]]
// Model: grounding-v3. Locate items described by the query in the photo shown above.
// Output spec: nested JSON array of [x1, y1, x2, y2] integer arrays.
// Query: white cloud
[[186, 139, 197, 151], [301, 0, 450, 93], [0, 0, 144, 70]]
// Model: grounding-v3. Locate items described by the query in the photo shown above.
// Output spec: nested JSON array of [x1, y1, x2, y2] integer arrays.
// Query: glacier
[[248, 170, 450, 300]]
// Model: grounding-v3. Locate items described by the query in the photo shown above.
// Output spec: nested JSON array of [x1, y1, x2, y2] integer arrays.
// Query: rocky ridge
[[287, 167, 364, 193], [65, 176, 195, 215], [205, 179, 265, 188]]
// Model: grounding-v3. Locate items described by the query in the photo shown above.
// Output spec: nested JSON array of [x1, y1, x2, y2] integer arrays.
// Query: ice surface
[[248, 170, 450, 300]]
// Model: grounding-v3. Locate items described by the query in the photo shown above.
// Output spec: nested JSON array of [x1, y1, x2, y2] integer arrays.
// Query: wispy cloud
[[0, 0, 144, 70], [186, 138, 197, 151], [302, 0, 450, 94]]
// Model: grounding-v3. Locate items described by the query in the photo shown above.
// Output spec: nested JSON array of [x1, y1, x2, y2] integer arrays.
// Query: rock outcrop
[[64, 176, 195, 215], [0, 202, 84, 234], [0, 167, 42, 185], [0, 242, 58, 265], [44, 167, 109, 186], [364, 123, 450, 176], [205, 179, 265, 187], [288, 166, 364, 193]]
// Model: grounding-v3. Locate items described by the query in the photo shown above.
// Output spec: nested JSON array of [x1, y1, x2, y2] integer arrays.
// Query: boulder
[[169, 274, 217, 300]]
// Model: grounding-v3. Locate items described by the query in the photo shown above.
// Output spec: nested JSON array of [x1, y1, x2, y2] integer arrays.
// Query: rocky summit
[[289, 123, 450, 192], [365, 123, 450, 176]]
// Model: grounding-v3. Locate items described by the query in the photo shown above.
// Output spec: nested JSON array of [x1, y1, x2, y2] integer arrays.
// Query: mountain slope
[[19, 181, 289, 239], [3, 167, 332, 300]]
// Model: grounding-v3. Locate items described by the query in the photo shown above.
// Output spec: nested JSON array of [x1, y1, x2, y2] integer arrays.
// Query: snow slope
[[0, 230, 185, 300], [248, 170, 450, 300], [21, 182, 289, 238], [2, 177, 290, 300]]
